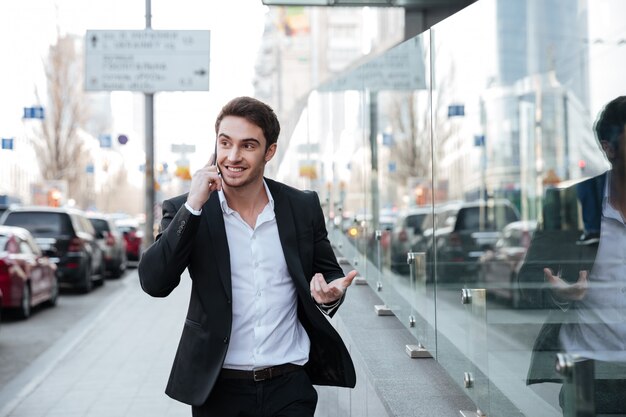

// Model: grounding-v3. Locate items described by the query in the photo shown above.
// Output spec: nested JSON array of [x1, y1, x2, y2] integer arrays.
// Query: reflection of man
[[139, 97, 357, 416], [522, 96, 626, 413]]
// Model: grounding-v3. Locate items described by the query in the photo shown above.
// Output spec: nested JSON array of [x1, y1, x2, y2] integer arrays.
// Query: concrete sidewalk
[[0, 270, 191, 417]]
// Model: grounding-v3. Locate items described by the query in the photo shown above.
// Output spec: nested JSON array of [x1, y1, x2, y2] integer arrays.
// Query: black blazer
[[519, 173, 605, 384], [138, 178, 356, 406]]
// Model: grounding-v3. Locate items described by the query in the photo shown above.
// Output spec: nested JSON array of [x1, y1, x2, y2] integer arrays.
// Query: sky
[[0, 0, 268, 177]]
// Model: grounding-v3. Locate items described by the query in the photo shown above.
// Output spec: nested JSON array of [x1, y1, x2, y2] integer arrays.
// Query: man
[[139, 96, 357, 416], [521, 96, 626, 414]]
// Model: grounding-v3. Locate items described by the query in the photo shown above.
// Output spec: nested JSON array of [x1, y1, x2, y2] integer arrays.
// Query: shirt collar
[[218, 179, 275, 215]]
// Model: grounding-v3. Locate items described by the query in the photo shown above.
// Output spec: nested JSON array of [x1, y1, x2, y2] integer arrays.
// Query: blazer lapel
[[204, 192, 232, 300], [268, 179, 309, 291]]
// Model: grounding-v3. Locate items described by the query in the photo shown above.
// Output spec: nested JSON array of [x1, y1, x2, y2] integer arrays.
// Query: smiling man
[[138, 96, 357, 417]]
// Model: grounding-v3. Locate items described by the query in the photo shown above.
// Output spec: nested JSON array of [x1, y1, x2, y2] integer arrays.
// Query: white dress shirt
[[560, 172, 626, 362], [186, 181, 310, 370]]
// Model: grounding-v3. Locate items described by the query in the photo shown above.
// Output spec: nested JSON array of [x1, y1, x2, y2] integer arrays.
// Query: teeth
[[228, 167, 243, 172]]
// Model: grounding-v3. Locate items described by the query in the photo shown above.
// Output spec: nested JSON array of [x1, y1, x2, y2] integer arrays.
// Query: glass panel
[[283, 0, 626, 414]]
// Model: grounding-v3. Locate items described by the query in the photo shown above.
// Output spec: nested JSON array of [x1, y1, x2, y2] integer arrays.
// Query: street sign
[[117, 134, 128, 145], [85, 30, 211, 92], [171, 144, 196, 153], [23, 106, 45, 119], [99, 134, 112, 148], [1, 138, 14, 150], [447, 104, 465, 117]]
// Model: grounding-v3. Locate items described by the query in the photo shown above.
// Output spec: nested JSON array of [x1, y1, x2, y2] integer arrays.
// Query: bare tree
[[33, 30, 91, 205]]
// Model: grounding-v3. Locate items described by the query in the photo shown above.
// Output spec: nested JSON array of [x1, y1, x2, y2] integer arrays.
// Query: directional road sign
[[85, 30, 210, 92]]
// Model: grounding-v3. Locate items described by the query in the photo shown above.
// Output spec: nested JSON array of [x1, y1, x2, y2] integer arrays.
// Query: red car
[[115, 220, 143, 264], [0, 225, 58, 318]]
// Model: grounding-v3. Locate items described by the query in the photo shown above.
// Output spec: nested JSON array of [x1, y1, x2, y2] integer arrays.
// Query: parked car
[[0, 225, 58, 318], [0, 206, 105, 292], [115, 219, 143, 264], [389, 207, 430, 274], [431, 199, 520, 283], [87, 213, 127, 278], [478, 220, 537, 308]]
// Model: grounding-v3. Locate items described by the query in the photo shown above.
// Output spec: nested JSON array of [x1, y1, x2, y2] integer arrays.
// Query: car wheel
[[511, 273, 521, 309], [80, 264, 93, 293], [47, 278, 59, 307], [18, 284, 31, 319]]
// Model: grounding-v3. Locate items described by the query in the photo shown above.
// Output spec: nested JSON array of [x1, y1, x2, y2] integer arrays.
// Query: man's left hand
[[310, 270, 358, 305]]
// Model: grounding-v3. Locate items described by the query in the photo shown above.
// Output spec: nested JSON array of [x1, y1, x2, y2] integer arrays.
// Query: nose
[[227, 146, 241, 161]]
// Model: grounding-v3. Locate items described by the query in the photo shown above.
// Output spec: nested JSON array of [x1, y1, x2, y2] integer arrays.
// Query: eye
[[244, 143, 256, 150]]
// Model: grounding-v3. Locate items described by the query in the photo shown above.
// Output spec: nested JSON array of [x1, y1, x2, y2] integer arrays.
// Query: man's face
[[216, 115, 276, 190]]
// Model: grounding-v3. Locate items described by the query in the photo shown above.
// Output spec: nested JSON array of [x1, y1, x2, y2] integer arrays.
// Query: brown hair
[[215, 97, 280, 149]]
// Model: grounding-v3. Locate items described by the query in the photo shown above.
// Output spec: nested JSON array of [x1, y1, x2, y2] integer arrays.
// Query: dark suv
[[87, 213, 127, 278], [0, 207, 105, 292], [431, 199, 520, 284]]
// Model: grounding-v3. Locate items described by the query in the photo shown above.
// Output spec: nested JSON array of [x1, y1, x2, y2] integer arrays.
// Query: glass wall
[[275, 0, 626, 415]]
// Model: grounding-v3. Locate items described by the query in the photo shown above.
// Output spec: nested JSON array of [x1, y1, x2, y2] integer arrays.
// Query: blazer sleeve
[[309, 192, 346, 317], [138, 197, 201, 297], [310, 191, 344, 282]]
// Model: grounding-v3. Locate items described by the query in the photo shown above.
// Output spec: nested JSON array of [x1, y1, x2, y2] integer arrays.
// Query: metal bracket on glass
[[376, 281, 383, 291], [459, 410, 486, 417], [405, 343, 432, 359], [336, 256, 349, 265], [354, 275, 367, 285], [556, 353, 595, 416], [352, 257, 359, 266], [374, 304, 393, 316], [461, 288, 473, 304], [407, 251, 426, 283]]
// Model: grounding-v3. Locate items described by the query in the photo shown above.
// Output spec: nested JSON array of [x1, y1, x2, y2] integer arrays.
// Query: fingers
[[578, 270, 588, 284], [186, 158, 222, 209], [209, 153, 216, 166], [310, 271, 359, 305], [343, 270, 358, 288]]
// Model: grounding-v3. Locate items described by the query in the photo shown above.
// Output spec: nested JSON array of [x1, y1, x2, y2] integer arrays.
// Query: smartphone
[[211, 142, 221, 175]]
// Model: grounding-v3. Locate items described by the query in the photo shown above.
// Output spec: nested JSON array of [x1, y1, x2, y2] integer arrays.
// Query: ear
[[600, 140, 615, 159], [264, 143, 277, 162]]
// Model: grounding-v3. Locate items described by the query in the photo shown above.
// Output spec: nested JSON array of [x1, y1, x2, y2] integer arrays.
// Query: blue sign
[[99, 134, 112, 148], [474, 135, 485, 147], [118, 134, 128, 145], [86, 164, 95, 173], [388, 162, 397, 173], [447, 104, 465, 117], [382, 132, 394, 146], [23, 106, 45, 119], [1, 138, 14, 150]]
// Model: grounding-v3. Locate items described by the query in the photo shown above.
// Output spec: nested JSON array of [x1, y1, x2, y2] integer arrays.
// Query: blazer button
[[223, 337, 229, 344]]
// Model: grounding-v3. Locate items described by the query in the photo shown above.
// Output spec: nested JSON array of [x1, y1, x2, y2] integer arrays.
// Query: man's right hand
[[544, 268, 588, 301], [186, 154, 222, 211]]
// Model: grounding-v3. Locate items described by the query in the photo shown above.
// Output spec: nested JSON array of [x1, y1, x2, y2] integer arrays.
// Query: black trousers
[[192, 368, 318, 417]]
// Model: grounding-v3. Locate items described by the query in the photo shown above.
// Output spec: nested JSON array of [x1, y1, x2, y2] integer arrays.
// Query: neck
[[223, 178, 267, 213]]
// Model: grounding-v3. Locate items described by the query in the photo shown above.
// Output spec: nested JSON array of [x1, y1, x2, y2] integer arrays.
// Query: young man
[[139, 96, 357, 416]]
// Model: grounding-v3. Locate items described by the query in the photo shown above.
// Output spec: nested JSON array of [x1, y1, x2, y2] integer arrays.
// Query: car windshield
[[3, 212, 72, 237], [89, 218, 109, 234], [455, 205, 519, 231], [406, 213, 427, 233]]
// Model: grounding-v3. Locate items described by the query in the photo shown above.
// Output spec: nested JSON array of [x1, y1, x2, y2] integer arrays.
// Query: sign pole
[[144, 0, 155, 246]]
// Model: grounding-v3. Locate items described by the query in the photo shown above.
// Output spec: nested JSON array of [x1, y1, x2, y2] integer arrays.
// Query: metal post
[[144, 0, 155, 246], [369, 90, 380, 234], [556, 353, 595, 417]]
